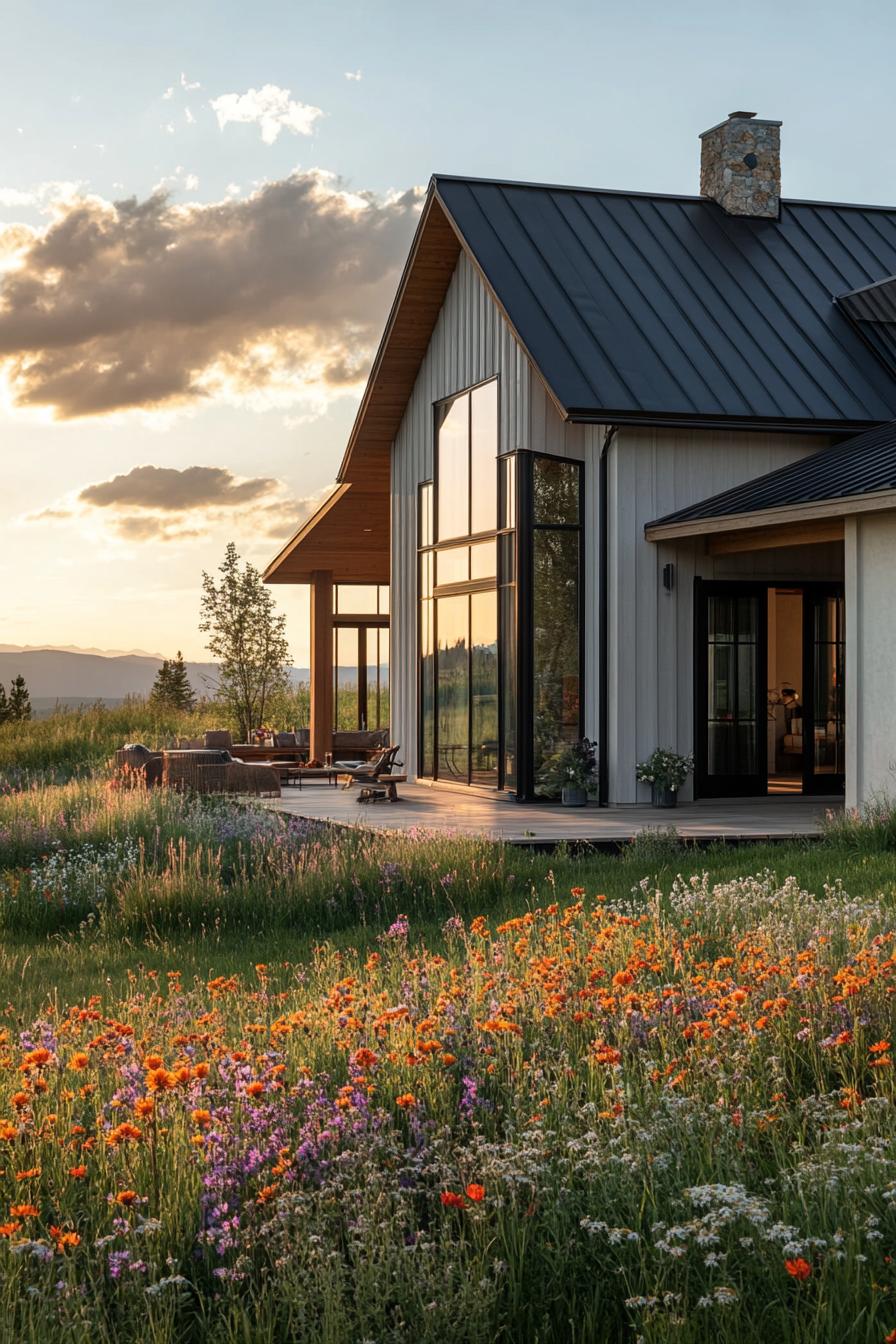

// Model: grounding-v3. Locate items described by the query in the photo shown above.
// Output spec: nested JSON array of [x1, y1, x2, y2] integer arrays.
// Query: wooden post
[[309, 570, 334, 762]]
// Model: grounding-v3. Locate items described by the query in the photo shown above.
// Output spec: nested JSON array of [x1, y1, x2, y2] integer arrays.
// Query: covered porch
[[645, 422, 896, 811], [264, 480, 390, 761]]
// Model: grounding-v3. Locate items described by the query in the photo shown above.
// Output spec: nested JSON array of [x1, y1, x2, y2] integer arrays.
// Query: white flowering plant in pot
[[636, 747, 694, 808], [535, 738, 597, 806]]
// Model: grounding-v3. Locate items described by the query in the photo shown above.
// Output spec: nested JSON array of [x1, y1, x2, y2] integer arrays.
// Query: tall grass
[[0, 702, 216, 785]]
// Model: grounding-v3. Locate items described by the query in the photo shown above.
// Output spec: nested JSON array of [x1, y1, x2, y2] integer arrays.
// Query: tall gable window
[[436, 380, 498, 541]]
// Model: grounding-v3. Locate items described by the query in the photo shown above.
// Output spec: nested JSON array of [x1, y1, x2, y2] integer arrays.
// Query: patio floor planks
[[267, 781, 838, 846]]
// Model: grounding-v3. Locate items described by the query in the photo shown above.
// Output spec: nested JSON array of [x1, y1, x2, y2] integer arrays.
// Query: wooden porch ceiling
[[263, 483, 389, 584]]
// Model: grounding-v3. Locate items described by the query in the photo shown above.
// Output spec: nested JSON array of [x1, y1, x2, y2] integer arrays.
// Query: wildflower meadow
[[1, 711, 896, 1341]]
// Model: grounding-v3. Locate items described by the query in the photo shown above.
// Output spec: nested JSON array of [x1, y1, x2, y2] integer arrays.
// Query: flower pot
[[651, 784, 677, 809], [562, 785, 587, 807]]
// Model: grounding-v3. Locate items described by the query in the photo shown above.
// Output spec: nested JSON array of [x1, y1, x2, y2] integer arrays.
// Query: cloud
[[79, 464, 277, 511], [0, 171, 422, 420], [210, 84, 323, 144], [180, 73, 201, 91], [344, 70, 362, 81], [28, 466, 333, 546]]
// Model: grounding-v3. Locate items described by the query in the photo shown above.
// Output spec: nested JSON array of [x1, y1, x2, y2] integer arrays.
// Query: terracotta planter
[[651, 783, 677, 808]]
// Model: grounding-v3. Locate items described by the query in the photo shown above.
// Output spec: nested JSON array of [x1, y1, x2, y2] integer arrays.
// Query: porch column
[[309, 569, 334, 761]]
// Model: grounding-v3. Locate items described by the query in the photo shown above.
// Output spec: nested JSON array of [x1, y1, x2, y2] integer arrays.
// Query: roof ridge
[[432, 174, 896, 214]]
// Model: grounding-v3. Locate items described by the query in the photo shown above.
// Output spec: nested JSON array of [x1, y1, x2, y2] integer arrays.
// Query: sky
[[2, 0, 896, 664]]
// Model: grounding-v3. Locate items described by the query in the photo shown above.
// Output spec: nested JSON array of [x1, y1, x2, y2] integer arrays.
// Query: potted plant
[[636, 747, 694, 808], [535, 738, 597, 806]]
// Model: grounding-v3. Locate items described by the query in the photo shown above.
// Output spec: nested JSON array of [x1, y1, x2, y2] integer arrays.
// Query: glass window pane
[[500, 581, 517, 789], [532, 529, 580, 783], [499, 532, 516, 585], [420, 599, 435, 777], [418, 482, 433, 550], [499, 454, 516, 530], [378, 585, 389, 615], [436, 547, 469, 587], [437, 395, 469, 541], [420, 551, 434, 600], [335, 627, 360, 730], [471, 591, 498, 786], [336, 585, 379, 615], [470, 381, 498, 534], [470, 540, 497, 581], [813, 595, 845, 777], [533, 456, 580, 525], [436, 594, 469, 781]]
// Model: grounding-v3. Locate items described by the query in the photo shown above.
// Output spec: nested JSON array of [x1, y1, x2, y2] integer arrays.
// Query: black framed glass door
[[696, 579, 845, 799], [802, 588, 845, 796], [696, 581, 767, 797]]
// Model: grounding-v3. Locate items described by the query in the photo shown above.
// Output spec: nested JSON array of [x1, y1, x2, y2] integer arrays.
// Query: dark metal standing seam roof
[[433, 176, 896, 429], [647, 419, 896, 526]]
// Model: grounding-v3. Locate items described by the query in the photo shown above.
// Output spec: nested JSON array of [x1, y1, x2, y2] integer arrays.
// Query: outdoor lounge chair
[[339, 745, 403, 794]]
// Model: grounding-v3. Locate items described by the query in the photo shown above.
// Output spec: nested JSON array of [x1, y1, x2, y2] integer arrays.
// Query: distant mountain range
[[0, 645, 314, 715]]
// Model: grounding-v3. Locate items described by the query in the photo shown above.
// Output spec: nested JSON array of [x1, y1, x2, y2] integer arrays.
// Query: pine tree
[[149, 654, 195, 712], [0, 683, 8, 726], [165, 652, 195, 710], [7, 675, 31, 722], [149, 659, 174, 707]]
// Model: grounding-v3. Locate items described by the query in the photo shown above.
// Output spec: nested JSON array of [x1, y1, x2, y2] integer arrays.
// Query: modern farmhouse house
[[265, 112, 896, 809]]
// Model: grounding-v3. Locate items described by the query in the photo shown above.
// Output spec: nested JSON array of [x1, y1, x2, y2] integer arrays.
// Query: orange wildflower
[[440, 1191, 465, 1208], [114, 1190, 138, 1207], [15, 1168, 40, 1181], [395, 1093, 417, 1110], [68, 1052, 90, 1071], [785, 1257, 811, 1280], [146, 1067, 177, 1093], [9, 1204, 38, 1218], [68, 1165, 87, 1180], [466, 1183, 485, 1202], [245, 1081, 265, 1098], [0, 1222, 20, 1238], [49, 1225, 80, 1251]]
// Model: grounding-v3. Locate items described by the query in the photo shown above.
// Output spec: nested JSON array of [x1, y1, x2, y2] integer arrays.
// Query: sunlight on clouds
[[210, 84, 323, 144], [23, 465, 334, 550], [0, 170, 422, 422]]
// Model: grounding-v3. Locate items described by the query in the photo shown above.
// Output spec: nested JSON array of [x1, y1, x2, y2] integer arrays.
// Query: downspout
[[598, 426, 617, 807]]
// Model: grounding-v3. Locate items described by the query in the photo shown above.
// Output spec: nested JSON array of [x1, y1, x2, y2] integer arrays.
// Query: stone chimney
[[700, 111, 782, 219]]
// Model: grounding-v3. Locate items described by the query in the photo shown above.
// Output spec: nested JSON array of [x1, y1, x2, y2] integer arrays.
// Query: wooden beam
[[707, 518, 845, 555], [309, 570, 334, 762]]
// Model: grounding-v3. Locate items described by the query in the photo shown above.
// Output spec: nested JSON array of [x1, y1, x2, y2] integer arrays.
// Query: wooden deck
[[268, 780, 839, 846]]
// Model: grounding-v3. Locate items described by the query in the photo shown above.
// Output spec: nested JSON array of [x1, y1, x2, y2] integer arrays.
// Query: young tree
[[200, 543, 291, 741], [7, 675, 31, 722], [150, 652, 195, 711], [0, 683, 8, 726]]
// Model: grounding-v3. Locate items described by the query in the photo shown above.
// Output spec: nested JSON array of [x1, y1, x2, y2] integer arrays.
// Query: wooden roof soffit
[[263, 482, 390, 584]]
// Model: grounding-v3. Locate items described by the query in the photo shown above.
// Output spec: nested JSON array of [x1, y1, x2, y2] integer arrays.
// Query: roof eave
[[645, 487, 896, 542]]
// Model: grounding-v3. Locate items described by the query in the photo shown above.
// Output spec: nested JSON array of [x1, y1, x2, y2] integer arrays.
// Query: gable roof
[[645, 419, 896, 540], [433, 176, 896, 431]]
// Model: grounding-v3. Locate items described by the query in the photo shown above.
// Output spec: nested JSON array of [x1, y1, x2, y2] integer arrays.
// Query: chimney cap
[[728, 110, 756, 120]]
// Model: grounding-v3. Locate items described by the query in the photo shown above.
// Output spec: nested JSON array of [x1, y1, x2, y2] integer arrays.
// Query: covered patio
[[269, 782, 835, 846], [264, 477, 390, 761]]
